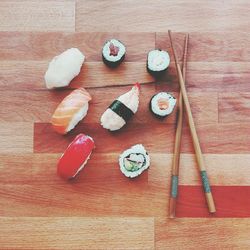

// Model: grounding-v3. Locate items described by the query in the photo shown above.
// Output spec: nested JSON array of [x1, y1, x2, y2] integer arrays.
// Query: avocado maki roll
[[150, 92, 176, 119], [147, 49, 170, 77], [119, 144, 150, 178], [102, 39, 126, 67]]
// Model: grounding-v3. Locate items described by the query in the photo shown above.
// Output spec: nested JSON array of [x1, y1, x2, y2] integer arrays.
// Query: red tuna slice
[[57, 134, 95, 180]]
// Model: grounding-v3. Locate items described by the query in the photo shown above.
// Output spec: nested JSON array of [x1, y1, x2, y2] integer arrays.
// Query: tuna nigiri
[[100, 83, 140, 131], [51, 88, 91, 134], [57, 134, 95, 180]]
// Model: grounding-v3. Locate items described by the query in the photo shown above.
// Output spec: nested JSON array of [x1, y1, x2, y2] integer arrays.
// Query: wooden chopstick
[[169, 34, 188, 218], [168, 30, 216, 213]]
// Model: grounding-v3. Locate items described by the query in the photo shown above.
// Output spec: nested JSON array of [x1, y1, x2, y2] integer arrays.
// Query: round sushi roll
[[100, 83, 140, 131], [51, 88, 91, 134], [57, 134, 95, 180], [147, 49, 170, 77], [45, 48, 85, 89], [150, 92, 176, 119], [119, 144, 150, 178], [102, 39, 126, 67]]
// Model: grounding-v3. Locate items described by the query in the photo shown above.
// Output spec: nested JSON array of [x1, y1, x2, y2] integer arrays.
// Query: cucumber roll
[[147, 49, 170, 77], [102, 39, 126, 67], [150, 92, 176, 119], [119, 144, 150, 178]]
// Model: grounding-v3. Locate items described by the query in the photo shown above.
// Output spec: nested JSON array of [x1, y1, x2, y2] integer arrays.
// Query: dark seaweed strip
[[109, 100, 134, 122]]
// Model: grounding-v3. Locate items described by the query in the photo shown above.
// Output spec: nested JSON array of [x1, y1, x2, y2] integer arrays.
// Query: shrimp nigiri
[[100, 83, 140, 131], [51, 88, 91, 134]]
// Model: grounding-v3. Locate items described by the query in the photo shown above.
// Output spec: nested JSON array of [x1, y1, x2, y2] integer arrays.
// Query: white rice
[[45, 48, 85, 89], [119, 144, 150, 178], [100, 109, 126, 131], [151, 92, 176, 116], [102, 39, 126, 62], [66, 103, 89, 133], [147, 50, 170, 71], [100, 85, 139, 131]]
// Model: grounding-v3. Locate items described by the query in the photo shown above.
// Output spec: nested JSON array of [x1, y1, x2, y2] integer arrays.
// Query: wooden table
[[0, 1, 250, 249]]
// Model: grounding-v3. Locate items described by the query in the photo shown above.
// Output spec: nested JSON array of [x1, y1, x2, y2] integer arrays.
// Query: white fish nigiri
[[101, 83, 140, 131], [45, 48, 85, 89]]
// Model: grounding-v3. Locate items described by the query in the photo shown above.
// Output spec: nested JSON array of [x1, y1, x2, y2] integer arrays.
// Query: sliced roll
[[102, 39, 126, 67], [119, 144, 150, 178], [147, 49, 170, 77], [150, 92, 176, 118], [45, 48, 85, 89], [100, 83, 140, 131], [51, 88, 91, 134], [57, 134, 95, 180]]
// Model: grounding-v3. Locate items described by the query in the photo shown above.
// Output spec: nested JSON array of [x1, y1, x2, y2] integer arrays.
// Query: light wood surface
[[0, 1, 250, 249]]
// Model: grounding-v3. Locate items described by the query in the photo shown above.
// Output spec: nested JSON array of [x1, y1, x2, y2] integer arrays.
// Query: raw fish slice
[[51, 88, 91, 134], [57, 134, 95, 180]]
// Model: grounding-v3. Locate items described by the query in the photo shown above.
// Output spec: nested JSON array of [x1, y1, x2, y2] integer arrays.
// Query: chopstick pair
[[168, 31, 216, 218]]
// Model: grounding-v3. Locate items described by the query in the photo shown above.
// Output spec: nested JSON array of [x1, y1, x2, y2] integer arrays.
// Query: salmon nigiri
[[100, 83, 140, 131], [51, 88, 91, 134]]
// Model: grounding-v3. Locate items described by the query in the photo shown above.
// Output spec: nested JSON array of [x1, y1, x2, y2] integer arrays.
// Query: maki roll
[[150, 92, 176, 119], [51, 88, 91, 134], [102, 39, 126, 67], [147, 49, 170, 77], [45, 48, 85, 89], [119, 144, 150, 178], [57, 134, 95, 180], [100, 83, 140, 131]]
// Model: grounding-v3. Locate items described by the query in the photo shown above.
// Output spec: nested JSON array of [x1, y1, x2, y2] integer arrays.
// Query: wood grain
[[1, 2, 250, 248], [76, 0, 250, 32], [149, 154, 250, 186], [0, 89, 217, 124], [185, 62, 250, 92], [176, 186, 250, 217], [1, 153, 250, 185], [0, 61, 156, 90], [156, 32, 250, 62], [34, 122, 250, 154], [0, 32, 155, 61], [219, 92, 250, 122], [0, 217, 154, 250], [0, 123, 33, 153], [0, 1, 75, 32], [156, 218, 250, 249], [3, 60, 250, 92], [1, 188, 249, 219], [2, 181, 249, 218]]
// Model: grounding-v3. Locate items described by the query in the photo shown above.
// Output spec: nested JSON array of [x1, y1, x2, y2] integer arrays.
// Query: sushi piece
[[147, 49, 170, 77], [100, 83, 140, 131], [119, 144, 150, 178], [102, 39, 126, 67], [57, 134, 95, 180], [45, 48, 85, 89], [51, 88, 91, 134], [150, 92, 176, 119]]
